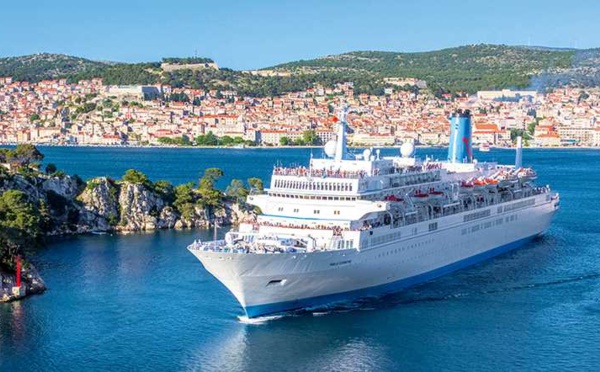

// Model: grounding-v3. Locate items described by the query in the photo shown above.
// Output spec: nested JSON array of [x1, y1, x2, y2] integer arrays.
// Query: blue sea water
[[1, 146, 600, 371]]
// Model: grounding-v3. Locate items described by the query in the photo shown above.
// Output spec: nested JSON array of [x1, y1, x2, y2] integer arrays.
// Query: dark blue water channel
[[1, 146, 600, 371]]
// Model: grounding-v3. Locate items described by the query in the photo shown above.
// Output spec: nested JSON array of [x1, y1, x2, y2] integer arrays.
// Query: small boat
[[460, 182, 474, 193], [429, 190, 445, 199], [479, 143, 491, 152], [473, 179, 487, 191], [412, 192, 429, 202], [384, 195, 403, 202]]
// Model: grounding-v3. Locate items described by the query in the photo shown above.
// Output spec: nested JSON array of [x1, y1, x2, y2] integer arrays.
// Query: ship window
[[293, 208, 299, 213], [334, 210, 340, 215], [314, 210, 320, 214], [278, 207, 284, 212]]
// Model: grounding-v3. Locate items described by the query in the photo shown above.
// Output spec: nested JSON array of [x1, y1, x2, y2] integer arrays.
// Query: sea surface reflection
[[2, 148, 600, 371]]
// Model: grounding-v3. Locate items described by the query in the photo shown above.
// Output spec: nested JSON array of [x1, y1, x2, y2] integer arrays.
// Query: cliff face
[[76, 177, 256, 233], [1, 172, 256, 235], [0, 171, 257, 300], [77, 177, 118, 232], [117, 182, 169, 231]]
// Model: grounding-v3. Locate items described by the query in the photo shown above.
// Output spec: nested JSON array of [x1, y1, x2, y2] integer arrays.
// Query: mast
[[515, 136, 523, 168], [334, 105, 350, 161], [213, 218, 218, 241]]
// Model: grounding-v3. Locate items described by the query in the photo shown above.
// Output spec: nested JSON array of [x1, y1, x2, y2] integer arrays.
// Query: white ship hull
[[190, 195, 558, 318]]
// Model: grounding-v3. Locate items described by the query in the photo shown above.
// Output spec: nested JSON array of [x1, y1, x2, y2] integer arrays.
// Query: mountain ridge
[[2, 44, 600, 94]]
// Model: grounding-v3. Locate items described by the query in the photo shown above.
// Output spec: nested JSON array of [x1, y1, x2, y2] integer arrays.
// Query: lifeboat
[[497, 178, 512, 188], [485, 179, 499, 190], [385, 194, 402, 202], [429, 190, 445, 199], [473, 179, 487, 191], [517, 168, 537, 182], [412, 192, 429, 202], [460, 182, 474, 193]]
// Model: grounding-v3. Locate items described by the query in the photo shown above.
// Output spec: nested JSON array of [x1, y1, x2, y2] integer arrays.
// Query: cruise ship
[[188, 107, 560, 318]]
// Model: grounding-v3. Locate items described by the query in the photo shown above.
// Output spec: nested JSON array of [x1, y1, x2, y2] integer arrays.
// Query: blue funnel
[[448, 110, 473, 163]]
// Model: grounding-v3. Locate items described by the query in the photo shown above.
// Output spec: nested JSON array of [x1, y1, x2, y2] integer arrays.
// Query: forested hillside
[[2, 45, 600, 96]]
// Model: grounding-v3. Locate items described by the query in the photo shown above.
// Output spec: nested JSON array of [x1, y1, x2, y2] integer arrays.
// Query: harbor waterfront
[[1, 146, 600, 370]]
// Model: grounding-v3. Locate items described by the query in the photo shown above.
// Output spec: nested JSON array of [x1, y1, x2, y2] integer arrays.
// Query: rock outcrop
[[0, 264, 46, 303], [0, 169, 258, 302], [41, 175, 79, 199], [74, 177, 256, 233], [1, 171, 256, 235], [77, 177, 119, 232]]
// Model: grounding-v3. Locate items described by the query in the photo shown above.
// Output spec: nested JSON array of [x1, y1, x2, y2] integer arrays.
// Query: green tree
[[226, 179, 248, 203], [10, 144, 44, 167], [153, 180, 175, 204], [122, 169, 151, 187], [248, 177, 264, 193], [198, 168, 224, 208], [29, 113, 41, 122], [195, 131, 219, 146], [0, 148, 11, 163], [279, 136, 290, 146], [0, 190, 42, 248], [202, 168, 224, 184], [220, 136, 234, 146], [45, 163, 57, 174], [173, 182, 196, 220], [301, 130, 320, 145]]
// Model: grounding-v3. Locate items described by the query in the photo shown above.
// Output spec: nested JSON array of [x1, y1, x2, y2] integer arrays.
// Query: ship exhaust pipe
[[447, 109, 473, 163]]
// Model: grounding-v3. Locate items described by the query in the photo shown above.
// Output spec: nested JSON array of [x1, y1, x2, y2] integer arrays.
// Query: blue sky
[[2, 0, 598, 69]]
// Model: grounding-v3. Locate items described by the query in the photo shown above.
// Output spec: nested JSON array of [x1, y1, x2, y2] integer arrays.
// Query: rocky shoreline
[[1, 264, 46, 303], [0, 153, 259, 303]]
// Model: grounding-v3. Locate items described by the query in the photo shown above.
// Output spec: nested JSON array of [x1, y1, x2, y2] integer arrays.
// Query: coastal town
[[1, 76, 599, 147]]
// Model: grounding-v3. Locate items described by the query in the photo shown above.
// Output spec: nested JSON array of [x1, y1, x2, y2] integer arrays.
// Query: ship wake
[[237, 272, 600, 322], [356, 271, 600, 310]]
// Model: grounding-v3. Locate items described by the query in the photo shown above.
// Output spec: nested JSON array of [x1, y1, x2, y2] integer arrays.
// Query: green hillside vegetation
[[0, 53, 106, 82], [2, 45, 598, 96], [69, 62, 161, 85], [271, 45, 575, 93], [160, 67, 387, 96]]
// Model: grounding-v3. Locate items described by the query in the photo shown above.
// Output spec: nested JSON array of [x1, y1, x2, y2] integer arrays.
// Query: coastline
[[1, 142, 598, 150], [0, 145, 259, 303]]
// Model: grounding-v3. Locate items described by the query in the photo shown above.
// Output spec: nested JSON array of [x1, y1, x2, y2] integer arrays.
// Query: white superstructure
[[188, 107, 560, 318]]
